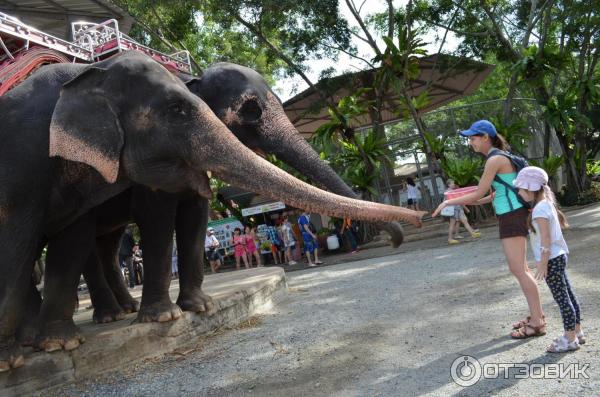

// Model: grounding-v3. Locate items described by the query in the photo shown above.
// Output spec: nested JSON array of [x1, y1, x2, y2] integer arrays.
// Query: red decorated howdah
[[0, 11, 192, 96]]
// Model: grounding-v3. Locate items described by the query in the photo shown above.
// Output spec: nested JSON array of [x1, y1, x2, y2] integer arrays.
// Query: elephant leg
[[175, 195, 215, 314], [83, 245, 126, 324], [97, 227, 140, 314], [133, 188, 182, 323], [16, 281, 42, 346], [0, 210, 44, 371], [35, 212, 95, 352]]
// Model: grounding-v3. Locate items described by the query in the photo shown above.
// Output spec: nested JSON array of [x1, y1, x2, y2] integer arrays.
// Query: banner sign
[[241, 201, 286, 217]]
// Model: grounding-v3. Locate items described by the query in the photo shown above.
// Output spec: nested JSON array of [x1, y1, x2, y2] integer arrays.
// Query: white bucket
[[326, 235, 340, 250]]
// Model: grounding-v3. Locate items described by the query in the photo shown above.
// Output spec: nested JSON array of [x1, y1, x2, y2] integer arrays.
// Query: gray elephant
[[0, 51, 423, 371], [82, 62, 422, 326]]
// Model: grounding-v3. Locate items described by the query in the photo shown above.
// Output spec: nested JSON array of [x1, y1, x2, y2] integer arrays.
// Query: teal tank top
[[492, 172, 523, 215]]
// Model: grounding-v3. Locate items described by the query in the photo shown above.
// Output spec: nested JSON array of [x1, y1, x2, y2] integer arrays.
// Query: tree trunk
[[402, 91, 442, 206], [543, 121, 551, 158], [555, 132, 584, 197]]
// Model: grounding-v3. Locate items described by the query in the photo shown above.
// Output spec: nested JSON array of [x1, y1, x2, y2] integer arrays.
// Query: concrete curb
[[0, 268, 287, 396]]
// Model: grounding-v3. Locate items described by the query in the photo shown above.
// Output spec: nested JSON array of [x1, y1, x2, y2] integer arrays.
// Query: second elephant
[[83, 62, 425, 326]]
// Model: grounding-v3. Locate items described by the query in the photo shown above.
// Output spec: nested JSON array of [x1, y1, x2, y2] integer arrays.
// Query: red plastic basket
[[444, 186, 478, 200]]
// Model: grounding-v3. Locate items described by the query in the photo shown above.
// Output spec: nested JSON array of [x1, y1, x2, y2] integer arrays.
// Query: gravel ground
[[51, 204, 600, 396]]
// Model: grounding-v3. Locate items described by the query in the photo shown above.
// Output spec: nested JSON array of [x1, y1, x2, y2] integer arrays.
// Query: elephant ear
[[49, 66, 124, 183], [183, 76, 201, 92]]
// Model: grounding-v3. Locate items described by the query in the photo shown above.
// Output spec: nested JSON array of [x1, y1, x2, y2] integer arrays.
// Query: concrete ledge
[[0, 267, 287, 396]]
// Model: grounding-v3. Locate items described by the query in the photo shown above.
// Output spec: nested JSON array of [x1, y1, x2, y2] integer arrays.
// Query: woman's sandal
[[510, 323, 547, 339], [547, 336, 580, 353], [512, 315, 545, 329], [512, 316, 531, 329]]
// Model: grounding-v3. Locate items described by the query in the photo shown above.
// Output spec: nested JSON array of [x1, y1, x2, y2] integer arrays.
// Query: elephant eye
[[167, 101, 188, 116]]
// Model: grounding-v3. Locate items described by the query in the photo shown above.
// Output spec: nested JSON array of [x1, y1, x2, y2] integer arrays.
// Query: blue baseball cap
[[460, 120, 497, 137]]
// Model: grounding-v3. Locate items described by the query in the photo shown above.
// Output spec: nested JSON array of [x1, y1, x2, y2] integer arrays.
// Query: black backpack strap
[[492, 175, 531, 210], [488, 149, 530, 210]]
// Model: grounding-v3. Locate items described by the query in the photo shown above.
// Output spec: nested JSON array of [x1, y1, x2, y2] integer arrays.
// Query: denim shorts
[[302, 233, 318, 253], [206, 248, 221, 261]]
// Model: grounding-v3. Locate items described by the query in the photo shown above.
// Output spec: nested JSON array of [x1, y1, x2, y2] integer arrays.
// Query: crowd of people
[[205, 213, 309, 272], [119, 209, 361, 284], [222, 211, 330, 270]]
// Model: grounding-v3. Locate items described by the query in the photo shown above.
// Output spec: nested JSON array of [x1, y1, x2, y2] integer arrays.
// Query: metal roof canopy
[[0, 0, 133, 39], [283, 54, 494, 138]]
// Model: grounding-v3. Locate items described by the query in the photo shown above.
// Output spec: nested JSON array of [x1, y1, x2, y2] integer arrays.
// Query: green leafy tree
[[488, 116, 530, 155], [441, 155, 483, 187], [422, 0, 600, 199]]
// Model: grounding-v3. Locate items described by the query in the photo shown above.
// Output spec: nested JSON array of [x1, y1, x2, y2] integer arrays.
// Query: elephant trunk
[[260, 98, 411, 246], [201, 129, 424, 225]]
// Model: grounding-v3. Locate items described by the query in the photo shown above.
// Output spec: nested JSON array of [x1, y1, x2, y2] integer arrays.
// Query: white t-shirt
[[204, 234, 219, 250], [530, 200, 569, 261], [407, 184, 418, 199]]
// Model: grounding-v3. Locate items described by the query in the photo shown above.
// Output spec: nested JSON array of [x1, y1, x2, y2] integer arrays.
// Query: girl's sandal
[[547, 336, 580, 353], [510, 323, 547, 339], [552, 332, 586, 344]]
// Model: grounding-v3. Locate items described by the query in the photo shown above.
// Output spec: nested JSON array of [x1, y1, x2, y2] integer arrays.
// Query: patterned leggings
[[545, 254, 581, 331]]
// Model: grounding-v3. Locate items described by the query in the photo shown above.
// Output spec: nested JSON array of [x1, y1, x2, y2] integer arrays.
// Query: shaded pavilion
[[283, 54, 493, 138]]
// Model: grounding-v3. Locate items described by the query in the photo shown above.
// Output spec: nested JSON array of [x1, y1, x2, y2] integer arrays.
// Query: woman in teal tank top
[[492, 173, 524, 215], [432, 120, 546, 339]]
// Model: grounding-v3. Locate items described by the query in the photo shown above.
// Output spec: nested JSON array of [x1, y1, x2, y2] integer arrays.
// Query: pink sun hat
[[513, 166, 548, 191]]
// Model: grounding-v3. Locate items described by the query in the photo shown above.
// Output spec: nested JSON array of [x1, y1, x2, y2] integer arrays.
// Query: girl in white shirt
[[514, 166, 584, 353], [406, 177, 420, 211]]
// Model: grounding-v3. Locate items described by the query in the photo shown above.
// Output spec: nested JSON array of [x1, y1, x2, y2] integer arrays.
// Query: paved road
[[54, 204, 600, 396]]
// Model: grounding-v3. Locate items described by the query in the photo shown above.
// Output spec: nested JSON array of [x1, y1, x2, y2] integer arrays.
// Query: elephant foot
[[0, 341, 25, 372], [93, 307, 126, 324], [113, 289, 140, 314], [177, 289, 216, 314], [119, 298, 140, 314], [91, 294, 129, 323], [136, 300, 182, 323], [35, 320, 85, 353]]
